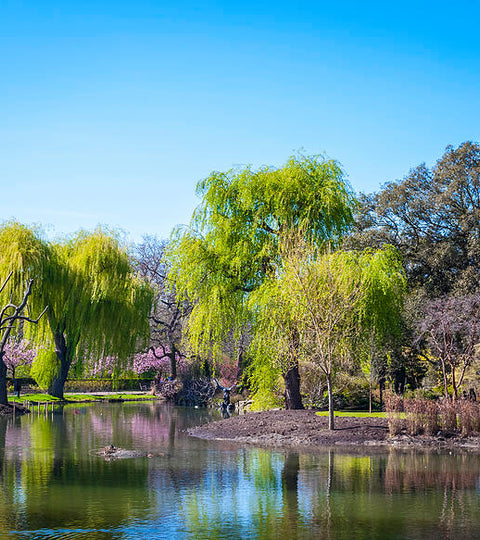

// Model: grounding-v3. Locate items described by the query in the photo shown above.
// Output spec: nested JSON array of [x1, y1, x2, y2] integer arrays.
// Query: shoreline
[[188, 409, 480, 453]]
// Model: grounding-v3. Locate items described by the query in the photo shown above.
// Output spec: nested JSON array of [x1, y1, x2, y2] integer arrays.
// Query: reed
[[438, 399, 458, 432], [385, 393, 404, 435]]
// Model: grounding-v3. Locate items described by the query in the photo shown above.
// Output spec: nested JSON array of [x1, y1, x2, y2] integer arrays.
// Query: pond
[[0, 402, 479, 539]]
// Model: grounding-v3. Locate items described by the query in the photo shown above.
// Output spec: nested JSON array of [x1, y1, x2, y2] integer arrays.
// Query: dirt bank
[[188, 409, 480, 452], [0, 403, 29, 416]]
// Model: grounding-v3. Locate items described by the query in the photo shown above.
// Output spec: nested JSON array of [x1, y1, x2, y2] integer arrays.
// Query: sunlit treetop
[[168, 154, 356, 359], [0, 221, 154, 392]]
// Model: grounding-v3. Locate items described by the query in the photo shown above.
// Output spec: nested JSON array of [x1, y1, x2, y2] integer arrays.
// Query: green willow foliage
[[248, 240, 405, 418], [0, 222, 154, 395], [168, 154, 356, 363]]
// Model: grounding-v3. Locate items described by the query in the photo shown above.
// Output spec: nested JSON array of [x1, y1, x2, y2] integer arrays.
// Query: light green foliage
[[358, 245, 405, 341], [286, 242, 405, 372], [168, 154, 355, 367], [250, 235, 405, 422], [247, 265, 303, 408], [31, 348, 59, 389], [0, 222, 154, 394], [0, 222, 51, 317]]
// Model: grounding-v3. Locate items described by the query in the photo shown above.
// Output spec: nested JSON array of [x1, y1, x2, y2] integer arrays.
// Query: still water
[[0, 402, 479, 539]]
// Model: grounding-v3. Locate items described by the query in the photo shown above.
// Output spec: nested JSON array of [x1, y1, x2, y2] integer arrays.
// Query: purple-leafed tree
[[415, 294, 480, 400]]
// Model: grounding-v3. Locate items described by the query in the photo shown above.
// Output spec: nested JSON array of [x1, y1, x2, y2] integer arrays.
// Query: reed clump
[[422, 399, 440, 435], [456, 400, 480, 436], [404, 398, 423, 435], [385, 393, 404, 435], [385, 394, 480, 437], [438, 399, 458, 432]]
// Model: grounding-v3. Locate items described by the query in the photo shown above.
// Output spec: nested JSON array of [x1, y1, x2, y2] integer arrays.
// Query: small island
[[189, 408, 480, 452]]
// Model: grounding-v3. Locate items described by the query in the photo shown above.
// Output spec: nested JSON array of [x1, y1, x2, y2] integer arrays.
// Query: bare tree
[[415, 295, 480, 400], [134, 236, 191, 379], [0, 273, 47, 406]]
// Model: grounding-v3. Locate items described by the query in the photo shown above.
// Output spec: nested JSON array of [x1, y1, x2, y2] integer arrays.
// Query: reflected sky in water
[[0, 402, 479, 539]]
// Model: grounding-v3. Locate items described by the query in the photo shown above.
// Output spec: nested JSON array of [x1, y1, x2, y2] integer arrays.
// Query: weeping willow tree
[[0, 223, 51, 405], [250, 235, 405, 427], [0, 222, 154, 399], [247, 275, 303, 410], [168, 154, 355, 408], [356, 246, 407, 411]]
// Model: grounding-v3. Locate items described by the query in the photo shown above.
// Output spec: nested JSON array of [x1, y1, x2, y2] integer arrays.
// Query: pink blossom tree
[[133, 346, 185, 378], [4, 340, 36, 381]]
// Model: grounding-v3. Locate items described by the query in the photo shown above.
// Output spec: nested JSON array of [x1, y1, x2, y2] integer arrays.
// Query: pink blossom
[[3, 340, 36, 372]]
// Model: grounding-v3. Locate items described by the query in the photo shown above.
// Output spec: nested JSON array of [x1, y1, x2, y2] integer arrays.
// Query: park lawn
[[316, 411, 387, 418], [9, 393, 157, 404]]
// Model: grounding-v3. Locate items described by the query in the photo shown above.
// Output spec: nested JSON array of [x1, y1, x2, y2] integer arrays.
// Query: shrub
[[404, 399, 423, 435]]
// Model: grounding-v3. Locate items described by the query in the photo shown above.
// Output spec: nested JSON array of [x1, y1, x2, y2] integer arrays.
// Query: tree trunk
[[326, 373, 334, 430], [283, 364, 304, 410], [441, 360, 449, 400], [236, 347, 244, 381], [451, 362, 458, 402], [379, 377, 385, 410], [0, 353, 8, 406], [48, 333, 72, 399], [169, 347, 177, 379], [369, 376, 372, 414]]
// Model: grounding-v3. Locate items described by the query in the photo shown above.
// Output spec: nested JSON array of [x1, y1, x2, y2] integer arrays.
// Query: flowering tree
[[4, 340, 36, 380], [80, 355, 118, 378], [133, 347, 186, 378]]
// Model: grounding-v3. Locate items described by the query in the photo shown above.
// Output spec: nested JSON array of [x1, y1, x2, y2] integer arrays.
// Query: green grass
[[9, 392, 157, 404], [316, 411, 387, 418]]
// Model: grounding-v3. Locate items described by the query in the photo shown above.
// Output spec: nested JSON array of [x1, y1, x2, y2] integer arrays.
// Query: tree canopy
[[168, 154, 356, 407], [415, 294, 480, 400], [0, 222, 154, 398], [133, 236, 189, 379], [248, 236, 405, 426], [350, 141, 480, 297]]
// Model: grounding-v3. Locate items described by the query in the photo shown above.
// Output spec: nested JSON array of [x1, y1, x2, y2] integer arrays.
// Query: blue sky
[[1, 0, 479, 242]]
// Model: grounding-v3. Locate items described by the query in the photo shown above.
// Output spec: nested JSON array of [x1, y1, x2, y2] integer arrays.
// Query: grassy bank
[[316, 411, 387, 418], [9, 392, 157, 404]]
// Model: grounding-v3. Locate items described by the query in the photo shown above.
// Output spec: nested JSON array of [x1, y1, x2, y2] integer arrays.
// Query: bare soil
[[188, 409, 480, 452], [0, 403, 29, 416]]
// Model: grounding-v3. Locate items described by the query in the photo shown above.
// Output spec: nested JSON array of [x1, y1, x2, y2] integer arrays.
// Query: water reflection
[[0, 403, 478, 539]]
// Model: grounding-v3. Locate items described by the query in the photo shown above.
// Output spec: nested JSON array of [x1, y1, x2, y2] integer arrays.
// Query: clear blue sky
[[1, 0, 479, 242]]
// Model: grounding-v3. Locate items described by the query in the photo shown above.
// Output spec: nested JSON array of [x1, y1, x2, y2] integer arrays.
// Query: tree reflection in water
[[0, 404, 478, 539]]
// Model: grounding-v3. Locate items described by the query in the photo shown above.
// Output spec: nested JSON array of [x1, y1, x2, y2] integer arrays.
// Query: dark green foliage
[[350, 141, 480, 297]]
